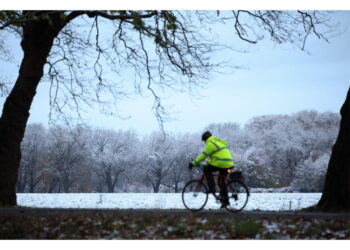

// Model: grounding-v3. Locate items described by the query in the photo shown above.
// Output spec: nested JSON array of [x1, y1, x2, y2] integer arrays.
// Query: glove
[[188, 162, 194, 169]]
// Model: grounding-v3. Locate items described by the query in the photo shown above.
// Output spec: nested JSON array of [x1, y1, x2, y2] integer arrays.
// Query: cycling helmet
[[201, 131, 212, 142]]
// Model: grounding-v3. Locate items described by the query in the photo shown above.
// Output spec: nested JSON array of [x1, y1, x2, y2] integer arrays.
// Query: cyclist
[[189, 131, 234, 208]]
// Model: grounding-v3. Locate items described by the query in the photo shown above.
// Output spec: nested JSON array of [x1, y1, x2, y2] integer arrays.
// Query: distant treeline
[[17, 110, 339, 193]]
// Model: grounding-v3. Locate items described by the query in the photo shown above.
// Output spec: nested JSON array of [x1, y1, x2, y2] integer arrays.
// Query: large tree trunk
[[317, 87, 350, 211], [0, 12, 63, 206]]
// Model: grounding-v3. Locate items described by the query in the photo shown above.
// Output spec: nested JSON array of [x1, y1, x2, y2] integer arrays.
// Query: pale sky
[[1, 8, 350, 135]]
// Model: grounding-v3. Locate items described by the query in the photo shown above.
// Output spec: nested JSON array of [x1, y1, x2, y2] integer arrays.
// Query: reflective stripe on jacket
[[192, 136, 234, 168]]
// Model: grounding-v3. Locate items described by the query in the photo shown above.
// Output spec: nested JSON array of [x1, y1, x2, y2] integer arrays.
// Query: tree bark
[[153, 180, 161, 193], [47, 178, 58, 193], [29, 169, 41, 193], [317, 87, 350, 211], [174, 182, 179, 193], [16, 164, 27, 193], [0, 12, 64, 206], [105, 166, 114, 193]]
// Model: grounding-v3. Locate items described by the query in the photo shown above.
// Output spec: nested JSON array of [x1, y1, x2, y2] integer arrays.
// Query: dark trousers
[[203, 165, 230, 203]]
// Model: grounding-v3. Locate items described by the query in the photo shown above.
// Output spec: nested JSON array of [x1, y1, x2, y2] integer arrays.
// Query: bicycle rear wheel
[[182, 180, 209, 212], [225, 180, 249, 213]]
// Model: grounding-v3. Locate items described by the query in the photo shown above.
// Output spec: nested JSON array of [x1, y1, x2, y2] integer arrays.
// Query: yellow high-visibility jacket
[[192, 136, 234, 168]]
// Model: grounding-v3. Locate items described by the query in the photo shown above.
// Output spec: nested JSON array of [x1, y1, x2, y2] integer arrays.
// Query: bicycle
[[182, 165, 250, 213]]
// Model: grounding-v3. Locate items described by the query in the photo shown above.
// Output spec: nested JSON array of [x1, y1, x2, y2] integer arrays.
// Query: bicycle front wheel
[[225, 180, 249, 213], [182, 180, 209, 212]]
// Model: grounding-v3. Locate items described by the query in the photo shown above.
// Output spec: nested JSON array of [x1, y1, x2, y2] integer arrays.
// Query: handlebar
[[188, 162, 205, 170]]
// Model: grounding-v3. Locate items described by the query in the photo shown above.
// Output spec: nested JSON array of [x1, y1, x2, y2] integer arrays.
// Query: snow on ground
[[17, 193, 322, 211]]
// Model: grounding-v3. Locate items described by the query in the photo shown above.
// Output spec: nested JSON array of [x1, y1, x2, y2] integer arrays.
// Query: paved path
[[1, 208, 350, 219]]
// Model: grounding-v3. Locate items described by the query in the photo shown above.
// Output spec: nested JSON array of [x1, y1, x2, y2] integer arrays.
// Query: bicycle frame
[[195, 166, 232, 201]]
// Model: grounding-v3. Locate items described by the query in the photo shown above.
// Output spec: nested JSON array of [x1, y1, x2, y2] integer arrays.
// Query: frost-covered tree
[[240, 111, 339, 188], [17, 123, 47, 193], [91, 129, 137, 193], [292, 152, 330, 192], [44, 126, 90, 193], [242, 115, 293, 186], [142, 133, 175, 193], [163, 133, 200, 192], [237, 146, 277, 188]]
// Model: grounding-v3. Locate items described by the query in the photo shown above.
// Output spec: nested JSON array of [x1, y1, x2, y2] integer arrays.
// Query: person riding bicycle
[[189, 131, 234, 208]]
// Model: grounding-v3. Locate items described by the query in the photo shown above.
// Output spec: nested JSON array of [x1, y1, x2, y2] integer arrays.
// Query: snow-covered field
[[17, 193, 322, 211]]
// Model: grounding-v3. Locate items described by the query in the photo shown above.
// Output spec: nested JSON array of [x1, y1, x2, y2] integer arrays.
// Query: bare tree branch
[[1, 10, 338, 131]]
